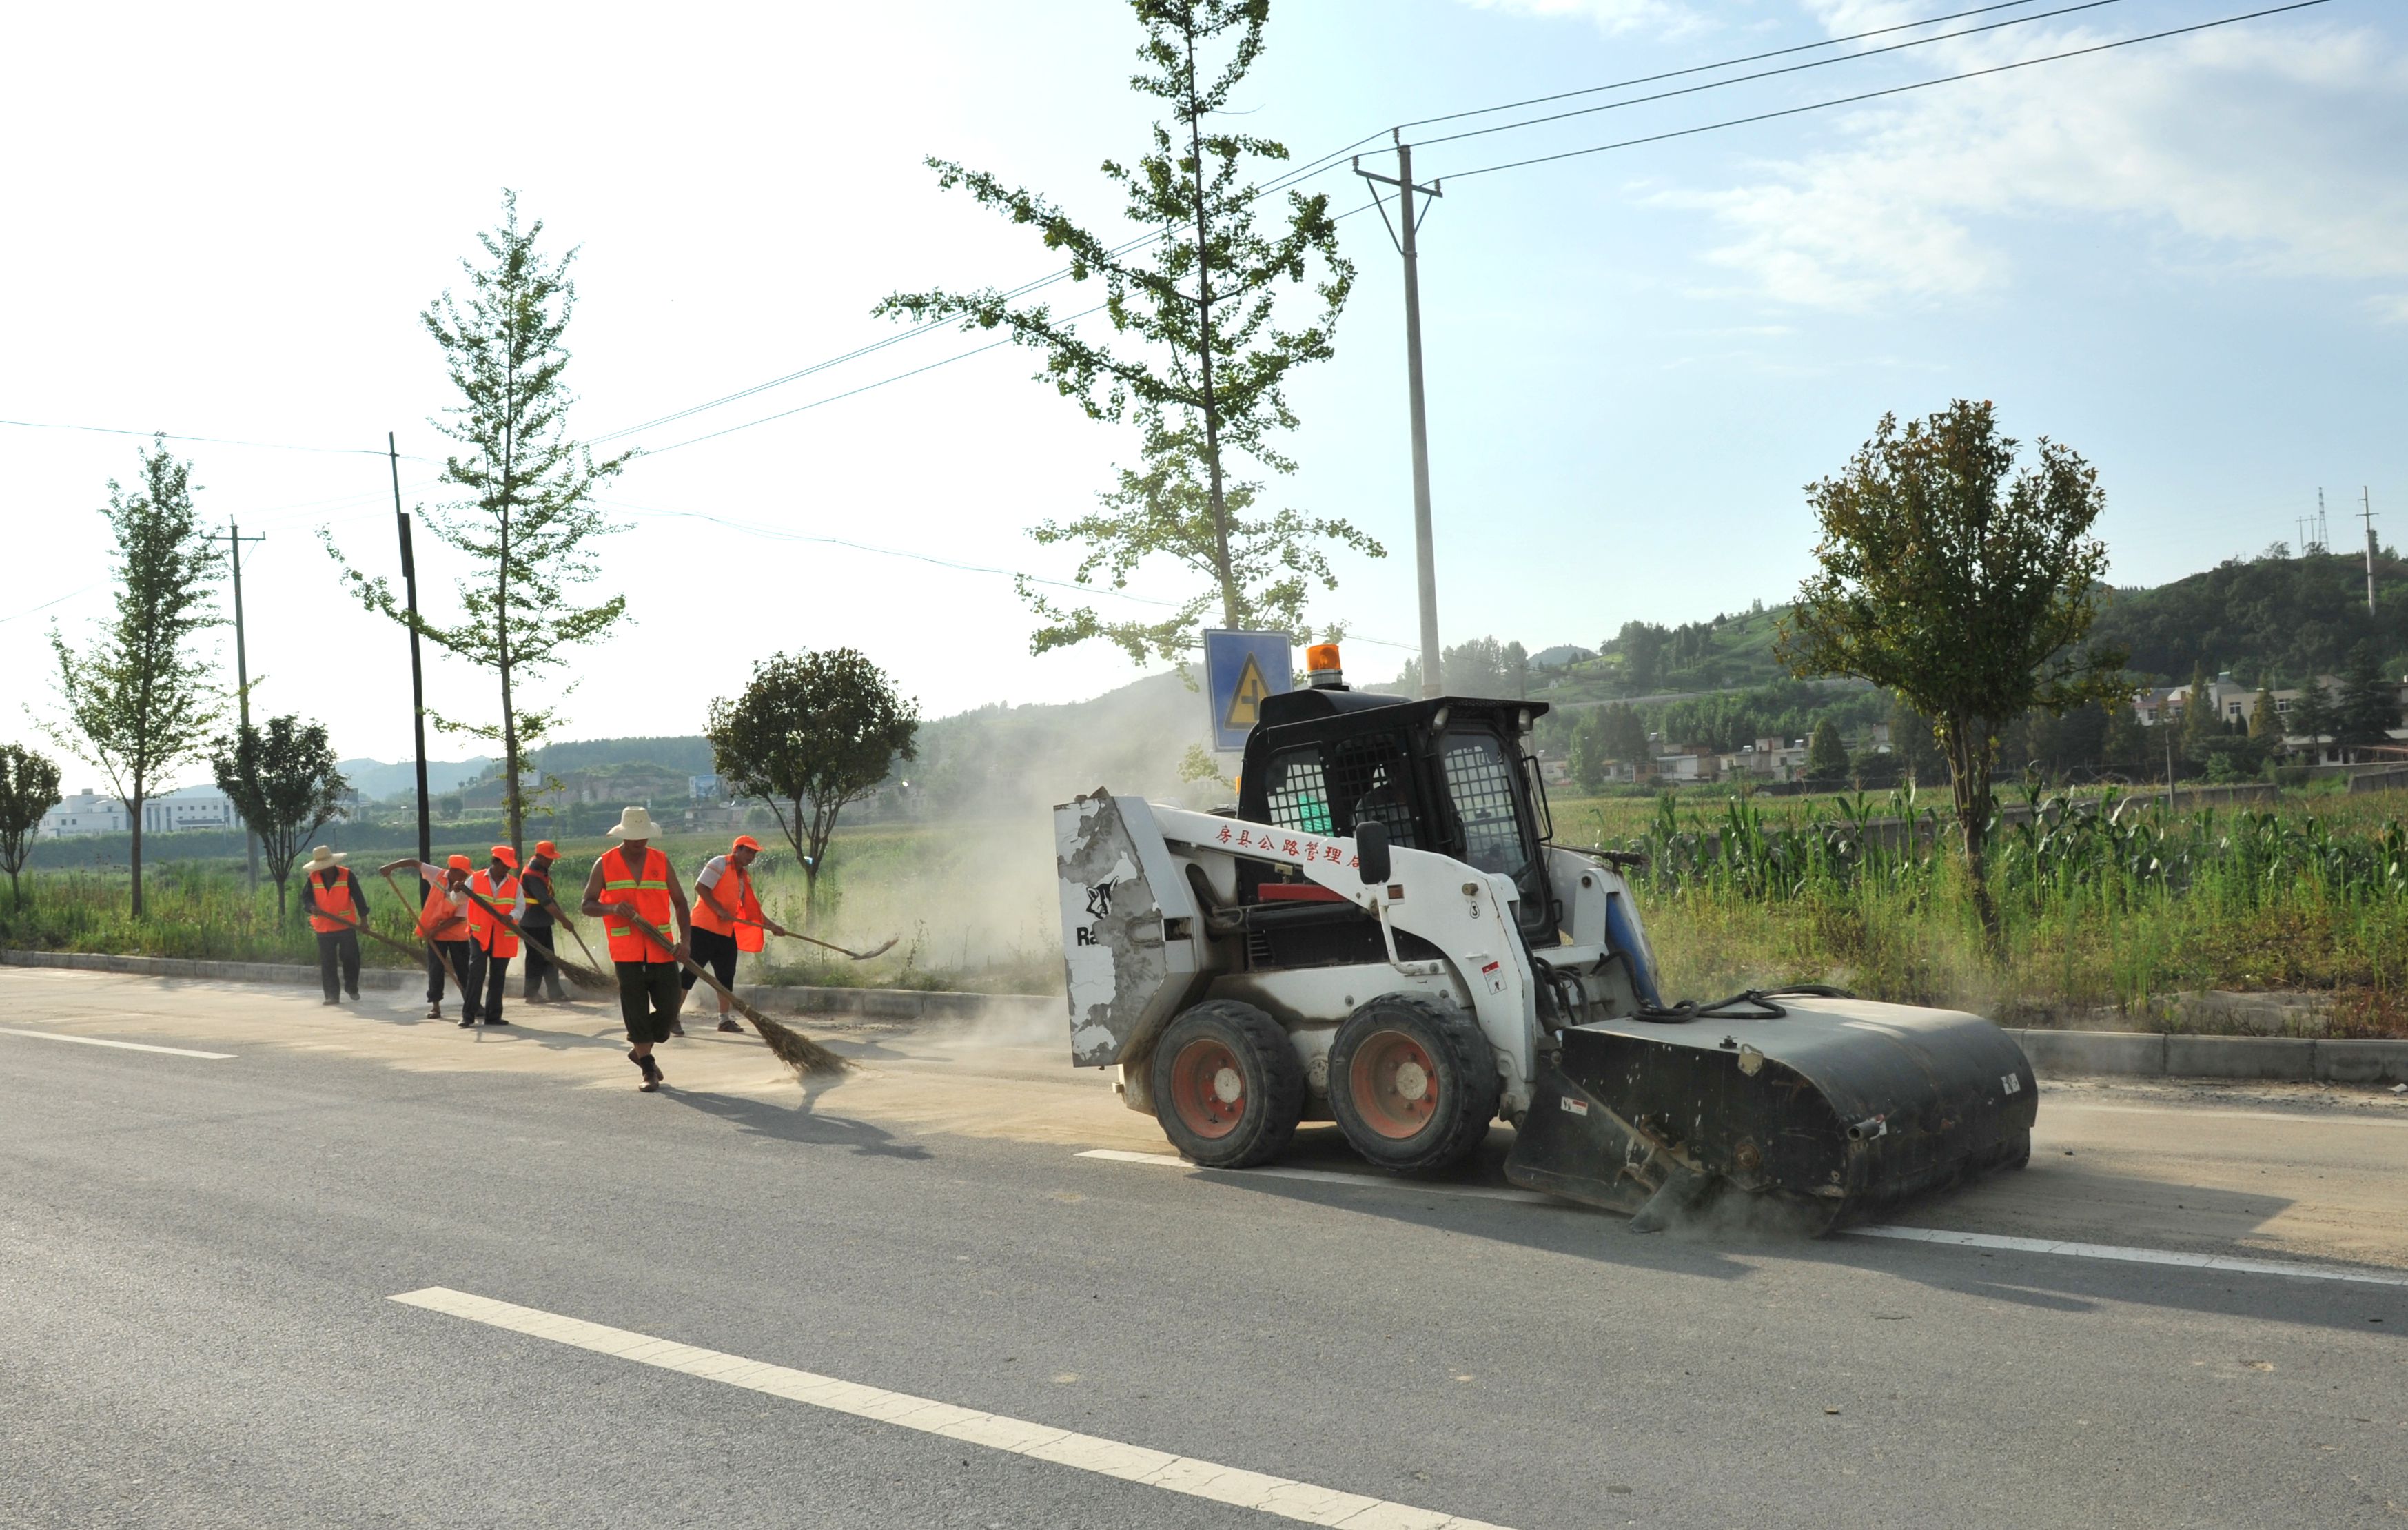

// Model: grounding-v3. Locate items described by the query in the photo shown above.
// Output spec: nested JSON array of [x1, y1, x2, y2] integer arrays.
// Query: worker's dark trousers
[[520, 926, 567, 1000], [468, 945, 512, 1024], [316, 930, 361, 1000], [427, 939, 475, 1010]]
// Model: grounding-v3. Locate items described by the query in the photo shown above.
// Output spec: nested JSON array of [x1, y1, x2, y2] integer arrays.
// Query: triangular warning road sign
[[1225, 653, 1272, 731]]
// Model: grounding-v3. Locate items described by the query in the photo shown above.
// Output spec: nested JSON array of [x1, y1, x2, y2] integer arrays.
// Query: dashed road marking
[[1077, 1148, 1560, 1204], [0, 1026, 232, 1059], [391, 1286, 1511, 1529], [1850, 1225, 2408, 1287]]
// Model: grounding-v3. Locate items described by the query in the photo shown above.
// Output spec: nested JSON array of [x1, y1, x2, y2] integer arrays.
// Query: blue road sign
[[1203, 629, 1292, 752]]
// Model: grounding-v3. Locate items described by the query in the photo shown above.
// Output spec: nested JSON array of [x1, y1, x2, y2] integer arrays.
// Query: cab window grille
[[1326, 734, 1418, 848], [1263, 748, 1333, 835], [1443, 734, 1528, 877]]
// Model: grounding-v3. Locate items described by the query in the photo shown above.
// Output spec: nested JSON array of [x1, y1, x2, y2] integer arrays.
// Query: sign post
[[1203, 630, 1294, 755]]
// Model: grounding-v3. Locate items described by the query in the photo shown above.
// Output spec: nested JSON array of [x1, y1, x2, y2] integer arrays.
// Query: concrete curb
[[2004, 1028, 2408, 1085], [7, 949, 2404, 1083]]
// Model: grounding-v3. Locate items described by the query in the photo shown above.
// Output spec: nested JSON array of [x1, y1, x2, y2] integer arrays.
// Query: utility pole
[[2361, 487, 2379, 619], [225, 521, 267, 888], [391, 434, 431, 867], [1356, 136, 1445, 697]]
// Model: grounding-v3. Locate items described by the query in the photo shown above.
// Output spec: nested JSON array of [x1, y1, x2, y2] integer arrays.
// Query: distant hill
[[2088, 547, 2408, 686], [338, 756, 493, 802]]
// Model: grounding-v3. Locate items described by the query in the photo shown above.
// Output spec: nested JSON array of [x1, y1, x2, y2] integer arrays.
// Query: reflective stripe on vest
[[602, 845, 676, 962], [691, 859, 764, 951], [468, 869, 522, 957], [307, 869, 355, 935]]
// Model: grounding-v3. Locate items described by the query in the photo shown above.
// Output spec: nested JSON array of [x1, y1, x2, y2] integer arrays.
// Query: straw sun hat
[[298, 846, 347, 874], [606, 806, 665, 839]]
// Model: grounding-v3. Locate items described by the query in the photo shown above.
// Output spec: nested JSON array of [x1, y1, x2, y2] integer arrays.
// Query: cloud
[[1660, 13, 2408, 310], [1456, 0, 1706, 39]]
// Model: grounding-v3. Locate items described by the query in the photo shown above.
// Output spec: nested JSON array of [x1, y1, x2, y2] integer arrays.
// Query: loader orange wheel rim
[[1168, 1036, 1247, 1141], [1350, 1030, 1440, 1140]]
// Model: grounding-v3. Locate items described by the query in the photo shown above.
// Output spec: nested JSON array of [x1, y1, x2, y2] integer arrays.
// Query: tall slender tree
[[47, 440, 222, 917], [877, 0, 1376, 668], [326, 191, 629, 853]]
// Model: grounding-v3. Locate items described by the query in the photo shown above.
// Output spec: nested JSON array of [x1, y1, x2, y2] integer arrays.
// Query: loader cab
[[1237, 687, 1559, 946]]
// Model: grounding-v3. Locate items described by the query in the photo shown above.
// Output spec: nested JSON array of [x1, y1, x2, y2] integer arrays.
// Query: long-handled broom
[[616, 914, 848, 1077], [451, 881, 614, 993], [731, 914, 897, 962]]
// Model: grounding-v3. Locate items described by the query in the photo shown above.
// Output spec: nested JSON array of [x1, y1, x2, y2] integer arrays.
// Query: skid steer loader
[[1054, 647, 2036, 1233]]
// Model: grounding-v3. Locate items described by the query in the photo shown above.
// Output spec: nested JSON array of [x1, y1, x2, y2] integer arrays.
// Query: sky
[[3, 0, 2400, 784]]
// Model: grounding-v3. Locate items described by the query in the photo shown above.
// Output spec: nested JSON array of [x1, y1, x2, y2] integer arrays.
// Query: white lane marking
[[1850, 1225, 2408, 1287], [2043, 1102, 2408, 1130], [1077, 1148, 1561, 1205], [391, 1286, 1510, 1529], [0, 1026, 232, 1059]]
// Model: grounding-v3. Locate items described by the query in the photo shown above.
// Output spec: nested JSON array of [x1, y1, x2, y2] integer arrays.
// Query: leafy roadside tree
[[1567, 714, 1609, 793], [1804, 719, 1850, 788], [1778, 401, 2127, 937], [877, 0, 1376, 667], [46, 440, 222, 917], [2289, 675, 2333, 763], [1600, 701, 1651, 766], [0, 744, 63, 907], [2335, 642, 2402, 756], [2176, 662, 2223, 771], [327, 192, 629, 855], [211, 716, 349, 921], [2247, 682, 2280, 740], [706, 650, 921, 915]]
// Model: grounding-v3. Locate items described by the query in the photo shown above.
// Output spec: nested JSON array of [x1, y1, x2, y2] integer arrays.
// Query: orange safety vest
[[307, 868, 357, 935], [419, 878, 471, 943], [467, 868, 522, 958], [602, 845, 675, 963], [691, 858, 765, 952]]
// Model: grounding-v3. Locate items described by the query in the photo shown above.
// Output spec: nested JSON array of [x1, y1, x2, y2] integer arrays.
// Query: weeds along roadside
[[1604, 784, 2408, 1038]]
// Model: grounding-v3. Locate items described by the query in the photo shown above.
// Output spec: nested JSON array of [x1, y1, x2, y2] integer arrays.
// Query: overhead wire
[[0, 415, 440, 462]]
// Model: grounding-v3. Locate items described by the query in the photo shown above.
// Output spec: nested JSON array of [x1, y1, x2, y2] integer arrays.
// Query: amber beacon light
[[1305, 643, 1345, 689]]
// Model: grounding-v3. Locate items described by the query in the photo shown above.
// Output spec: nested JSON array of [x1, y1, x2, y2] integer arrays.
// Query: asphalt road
[[5, 969, 2406, 1529]]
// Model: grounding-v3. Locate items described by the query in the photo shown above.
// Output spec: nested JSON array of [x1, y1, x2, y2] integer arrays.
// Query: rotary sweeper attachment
[[1052, 653, 2038, 1236], [1505, 989, 2037, 1233]]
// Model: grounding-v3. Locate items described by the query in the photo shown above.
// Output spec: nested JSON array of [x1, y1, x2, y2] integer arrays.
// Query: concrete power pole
[[2362, 487, 2379, 618], [225, 521, 266, 888], [391, 434, 432, 868], [1356, 139, 1445, 697]]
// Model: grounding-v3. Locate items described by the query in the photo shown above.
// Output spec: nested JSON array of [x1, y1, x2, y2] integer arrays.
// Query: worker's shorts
[[615, 960, 682, 1043], [680, 926, 740, 992]]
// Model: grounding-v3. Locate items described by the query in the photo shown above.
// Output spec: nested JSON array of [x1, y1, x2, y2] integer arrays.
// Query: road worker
[[684, 833, 795, 1033], [383, 853, 478, 1023], [578, 807, 691, 1092], [518, 840, 575, 1004], [464, 844, 529, 1028], [299, 845, 369, 1005]]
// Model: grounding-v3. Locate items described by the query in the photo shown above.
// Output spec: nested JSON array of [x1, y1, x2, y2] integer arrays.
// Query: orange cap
[[533, 841, 559, 859], [489, 844, 519, 868], [732, 834, 763, 854], [445, 853, 473, 872], [1306, 642, 1342, 673]]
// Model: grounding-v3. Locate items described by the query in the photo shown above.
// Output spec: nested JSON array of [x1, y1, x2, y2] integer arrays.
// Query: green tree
[[210, 715, 349, 921], [1567, 713, 1609, 793], [46, 440, 222, 917], [2176, 662, 2220, 771], [706, 649, 921, 914], [877, 0, 1374, 667], [2247, 682, 2279, 739], [327, 192, 629, 855], [0, 744, 63, 907], [2335, 642, 2401, 754], [1888, 697, 1946, 786], [2289, 675, 2332, 762], [2101, 697, 2147, 776], [1778, 401, 2125, 935], [1804, 718, 1850, 788], [1601, 701, 1651, 766]]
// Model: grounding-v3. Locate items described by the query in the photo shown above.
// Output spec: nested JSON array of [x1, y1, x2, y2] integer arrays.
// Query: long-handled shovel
[[615, 915, 848, 1077], [731, 915, 897, 962]]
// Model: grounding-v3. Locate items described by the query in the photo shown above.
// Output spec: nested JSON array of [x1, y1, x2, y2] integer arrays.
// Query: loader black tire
[[1150, 1001, 1303, 1170], [1327, 994, 1500, 1175]]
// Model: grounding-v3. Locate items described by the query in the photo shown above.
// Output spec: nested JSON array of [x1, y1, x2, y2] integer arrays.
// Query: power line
[[0, 416, 440, 462], [595, 498, 1420, 651], [1396, 0, 2048, 133], [1440, 0, 2331, 183], [593, 1, 2041, 447], [1415, 0, 2134, 151]]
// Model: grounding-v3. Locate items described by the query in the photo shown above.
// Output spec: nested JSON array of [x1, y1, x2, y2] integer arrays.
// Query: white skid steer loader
[[1054, 649, 2037, 1234]]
